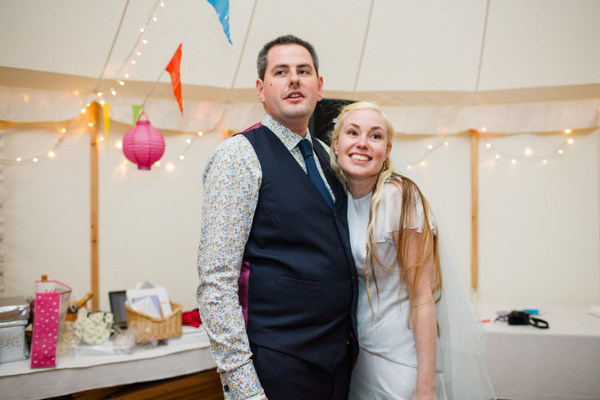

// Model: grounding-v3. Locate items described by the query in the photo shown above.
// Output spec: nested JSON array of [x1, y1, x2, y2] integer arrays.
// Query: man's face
[[256, 44, 323, 133]]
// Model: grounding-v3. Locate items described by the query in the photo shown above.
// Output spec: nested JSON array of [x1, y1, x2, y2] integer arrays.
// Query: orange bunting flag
[[166, 44, 183, 115]]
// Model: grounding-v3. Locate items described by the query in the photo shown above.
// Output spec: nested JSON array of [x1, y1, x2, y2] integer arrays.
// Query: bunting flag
[[132, 105, 143, 125], [206, 0, 232, 44], [102, 103, 112, 140], [166, 44, 184, 115]]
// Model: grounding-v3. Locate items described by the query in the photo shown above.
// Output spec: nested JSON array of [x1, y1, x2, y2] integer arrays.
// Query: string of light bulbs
[[402, 129, 579, 169], [0, 124, 69, 165], [101, 129, 207, 172], [481, 129, 575, 165], [1, 116, 585, 170], [95, 0, 166, 103], [404, 134, 451, 170]]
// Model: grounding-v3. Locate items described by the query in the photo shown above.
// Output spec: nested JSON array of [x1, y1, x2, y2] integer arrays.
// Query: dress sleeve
[[375, 180, 437, 242], [197, 135, 265, 400]]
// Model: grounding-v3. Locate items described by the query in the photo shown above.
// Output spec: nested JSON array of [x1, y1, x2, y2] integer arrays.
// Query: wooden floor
[[49, 368, 224, 400]]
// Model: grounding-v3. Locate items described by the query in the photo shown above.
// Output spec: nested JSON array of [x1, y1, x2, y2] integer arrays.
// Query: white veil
[[389, 150, 497, 400]]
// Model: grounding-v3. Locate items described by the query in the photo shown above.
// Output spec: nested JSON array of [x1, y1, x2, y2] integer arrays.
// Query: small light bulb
[[48, 151, 55, 158], [495, 154, 500, 159], [61, 128, 67, 133], [543, 159, 547, 164], [74, 90, 80, 95], [86, 103, 91, 107], [131, 60, 136, 65], [160, 1, 165, 6], [481, 127, 487, 132], [407, 165, 412, 170], [179, 155, 185, 160], [136, 50, 141, 56], [140, 27, 145, 33], [143, 39, 148, 44], [100, 100, 105, 105], [125, 73, 129, 78], [511, 159, 516, 164], [428, 144, 433, 150], [167, 163, 174, 171], [88, 122, 94, 127], [198, 131, 204, 136], [81, 108, 86, 114], [123, 160, 128, 165], [420, 161, 425, 166], [486, 143, 491, 148], [16, 157, 21, 162], [97, 92, 102, 97], [119, 81, 125, 86], [98, 136, 104, 142], [443, 142, 449, 146], [155, 161, 161, 167], [152, 14, 157, 21], [567, 138, 574, 144], [33, 158, 38, 163], [186, 139, 192, 144], [525, 148, 532, 156], [564, 129, 571, 134], [115, 141, 123, 149], [111, 88, 117, 95], [558, 149, 564, 154]]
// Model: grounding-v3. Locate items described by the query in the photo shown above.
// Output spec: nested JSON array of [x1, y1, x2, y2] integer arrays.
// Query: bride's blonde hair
[[329, 101, 442, 326]]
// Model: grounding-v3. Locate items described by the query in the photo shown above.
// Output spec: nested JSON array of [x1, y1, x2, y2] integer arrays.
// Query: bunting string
[[140, 4, 204, 110]]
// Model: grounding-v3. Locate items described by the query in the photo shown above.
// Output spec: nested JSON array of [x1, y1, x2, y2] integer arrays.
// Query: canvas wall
[[1, 118, 599, 311]]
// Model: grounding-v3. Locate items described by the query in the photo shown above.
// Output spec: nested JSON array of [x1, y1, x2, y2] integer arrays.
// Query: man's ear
[[317, 75, 324, 102], [256, 79, 265, 104]]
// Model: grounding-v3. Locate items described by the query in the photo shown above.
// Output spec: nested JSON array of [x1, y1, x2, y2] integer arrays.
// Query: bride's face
[[334, 109, 391, 184]]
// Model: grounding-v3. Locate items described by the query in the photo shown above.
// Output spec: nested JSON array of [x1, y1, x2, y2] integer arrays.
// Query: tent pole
[[470, 130, 479, 295], [89, 102, 100, 309]]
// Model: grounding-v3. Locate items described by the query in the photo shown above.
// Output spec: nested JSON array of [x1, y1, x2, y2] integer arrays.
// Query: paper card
[[130, 296, 161, 319]]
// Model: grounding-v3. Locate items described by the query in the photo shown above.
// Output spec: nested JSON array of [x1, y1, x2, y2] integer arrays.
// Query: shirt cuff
[[219, 361, 264, 400], [244, 395, 266, 400]]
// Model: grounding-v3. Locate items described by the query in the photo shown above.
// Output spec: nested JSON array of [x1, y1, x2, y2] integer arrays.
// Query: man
[[197, 35, 358, 400]]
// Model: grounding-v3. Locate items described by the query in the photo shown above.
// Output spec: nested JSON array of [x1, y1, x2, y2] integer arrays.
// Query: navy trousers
[[251, 343, 353, 400]]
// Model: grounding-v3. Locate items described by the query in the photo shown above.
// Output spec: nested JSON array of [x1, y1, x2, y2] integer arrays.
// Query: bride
[[329, 101, 495, 400]]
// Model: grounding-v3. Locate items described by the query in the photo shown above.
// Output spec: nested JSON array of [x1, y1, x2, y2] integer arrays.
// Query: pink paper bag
[[30, 280, 71, 368]]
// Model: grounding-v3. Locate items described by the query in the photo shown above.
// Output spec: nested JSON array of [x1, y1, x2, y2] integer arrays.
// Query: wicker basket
[[124, 301, 183, 342]]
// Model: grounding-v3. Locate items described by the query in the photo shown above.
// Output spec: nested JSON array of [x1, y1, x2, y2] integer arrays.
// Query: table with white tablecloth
[[479, 305, 600, 400], [0, 326, 217, 399]]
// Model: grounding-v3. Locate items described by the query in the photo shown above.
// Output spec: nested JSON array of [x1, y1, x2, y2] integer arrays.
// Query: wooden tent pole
[[470, 130, 479, 293], [89, 102, 100, 310]]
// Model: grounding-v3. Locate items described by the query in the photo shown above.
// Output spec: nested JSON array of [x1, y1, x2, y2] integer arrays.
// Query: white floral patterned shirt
[[197, 114, 334, 400]]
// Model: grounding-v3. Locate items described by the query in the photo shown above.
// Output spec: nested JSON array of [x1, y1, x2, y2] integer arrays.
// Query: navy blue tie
[[298, 139, 334, 209]]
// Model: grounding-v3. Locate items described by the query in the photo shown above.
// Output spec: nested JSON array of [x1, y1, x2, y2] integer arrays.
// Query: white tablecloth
[[0, 326, 217, 400], [479, 305, 600, 400]]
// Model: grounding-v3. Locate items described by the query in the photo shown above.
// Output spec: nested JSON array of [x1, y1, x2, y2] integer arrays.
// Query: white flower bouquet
[[73, 308, 115, 345]]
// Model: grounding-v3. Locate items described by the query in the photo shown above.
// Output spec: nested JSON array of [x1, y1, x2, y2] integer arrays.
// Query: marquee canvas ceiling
[[1, 0, 599, 108]]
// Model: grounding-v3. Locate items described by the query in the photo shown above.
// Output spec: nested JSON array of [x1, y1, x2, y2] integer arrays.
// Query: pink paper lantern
[[123, 113, 165, 170]]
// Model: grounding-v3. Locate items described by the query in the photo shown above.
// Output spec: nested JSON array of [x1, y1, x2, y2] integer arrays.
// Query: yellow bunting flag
[[132, 105, 142, 125], [102, 103, 112, 140]]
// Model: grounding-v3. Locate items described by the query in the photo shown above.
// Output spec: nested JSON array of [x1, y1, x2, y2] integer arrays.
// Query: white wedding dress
[[347, 182, 448, 400]]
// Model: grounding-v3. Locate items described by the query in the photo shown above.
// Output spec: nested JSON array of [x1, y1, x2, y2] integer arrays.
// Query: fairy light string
[[401, 129, 580, 170], [0, 117, 587, 170]]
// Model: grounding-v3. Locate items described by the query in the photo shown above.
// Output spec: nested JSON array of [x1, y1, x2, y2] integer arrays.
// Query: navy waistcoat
[[241, 125, 358, 372]]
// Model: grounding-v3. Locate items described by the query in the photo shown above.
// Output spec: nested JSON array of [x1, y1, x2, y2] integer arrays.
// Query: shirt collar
[[262, 113, 313, 151]]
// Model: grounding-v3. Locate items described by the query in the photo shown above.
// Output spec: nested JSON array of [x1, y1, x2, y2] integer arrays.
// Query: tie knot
[[298, 139, 314, 159]]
